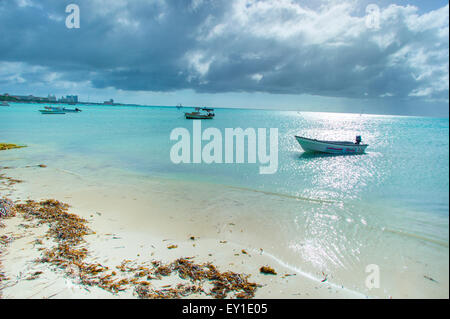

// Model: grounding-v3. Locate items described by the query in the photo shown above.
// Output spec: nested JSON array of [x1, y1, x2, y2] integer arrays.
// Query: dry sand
[[0, 162, 366, 299]]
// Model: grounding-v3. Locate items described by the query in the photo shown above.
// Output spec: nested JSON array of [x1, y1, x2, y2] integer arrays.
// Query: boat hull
[[44, 106, 81, 113], [184, 114, 214, 119], [295, 136, 368, 154], [39, 110, 66, 114]]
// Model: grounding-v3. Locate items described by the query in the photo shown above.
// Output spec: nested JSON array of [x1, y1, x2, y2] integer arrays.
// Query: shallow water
[[1, 103, 448, 297]]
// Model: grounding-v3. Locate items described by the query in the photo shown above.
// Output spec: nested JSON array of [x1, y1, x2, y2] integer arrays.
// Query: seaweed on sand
[[0, 143, 26, 151], [0, 174, 23, 187], [260, 266, 277, 275], [135, 258, 261, 299], [0, 197, 18, 297], [8, 199, 261, 299]]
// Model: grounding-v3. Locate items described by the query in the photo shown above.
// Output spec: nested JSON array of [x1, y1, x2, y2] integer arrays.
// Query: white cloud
[[1, 0, 448, 110], [251, 73, 263, 82], [15, 0, 33, 8], [185, 51, 214, 77], [191, 0, 448, 100]]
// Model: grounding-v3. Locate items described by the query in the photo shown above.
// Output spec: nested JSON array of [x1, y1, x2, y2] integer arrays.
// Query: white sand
[[0, 163, 368, 299]]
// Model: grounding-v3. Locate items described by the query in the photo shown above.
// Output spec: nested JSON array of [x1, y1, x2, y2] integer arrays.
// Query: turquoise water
[[1, 104, 449, 230], [1, 103, 449, 295], [2, 104, 448, 211]]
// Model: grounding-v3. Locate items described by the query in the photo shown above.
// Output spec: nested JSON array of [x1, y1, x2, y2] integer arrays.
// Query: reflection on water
[[297, 152, 369, 159], [0, 105, 448, 297]]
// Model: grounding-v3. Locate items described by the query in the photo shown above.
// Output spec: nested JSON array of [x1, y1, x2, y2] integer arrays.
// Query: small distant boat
[[40, 106, 81, 114], [62, 107, 82, 112], [176, 103, 183, 109], [39, 109, 66, 114], [44, 106, 63, 111], [295, 136, 368, 154], [184, 107, 215, 119], [1, 101, 9, 106]]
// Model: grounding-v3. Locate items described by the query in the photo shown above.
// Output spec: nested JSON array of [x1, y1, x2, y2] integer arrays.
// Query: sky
[[0, 0, 448, 116]]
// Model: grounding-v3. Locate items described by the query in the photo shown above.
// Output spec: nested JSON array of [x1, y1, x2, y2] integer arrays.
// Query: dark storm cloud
[[0, 0, 448, 102]]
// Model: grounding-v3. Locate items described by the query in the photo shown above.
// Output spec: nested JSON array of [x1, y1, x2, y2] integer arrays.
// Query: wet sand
[[0, 159, 366, 299]]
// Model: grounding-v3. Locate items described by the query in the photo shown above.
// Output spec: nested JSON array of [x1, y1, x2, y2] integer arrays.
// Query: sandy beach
[[0, 147, 373, 299], [1, 0, 449, 304], [1, 143, 448, 299]]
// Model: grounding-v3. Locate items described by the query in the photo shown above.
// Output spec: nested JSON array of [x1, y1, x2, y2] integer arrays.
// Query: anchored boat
[[45, 106, 82, 112], [39, 106, 82, 114], [295, 136, 368, 154], [39, 109, 66, 114], [62, 107, 82, 112], [184, 107, 215, 119]]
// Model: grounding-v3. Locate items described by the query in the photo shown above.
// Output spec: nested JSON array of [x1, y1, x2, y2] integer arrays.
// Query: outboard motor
[[355, 136, 362, 145]]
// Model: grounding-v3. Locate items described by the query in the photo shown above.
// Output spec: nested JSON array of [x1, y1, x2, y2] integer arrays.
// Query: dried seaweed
[[26, 271, 43, 280], [0, 197, 18, 297], [3, 198, 261, 299], [260, 266, 277, 275], [0, 143, 26, 151], [0, 174, 23, 186]]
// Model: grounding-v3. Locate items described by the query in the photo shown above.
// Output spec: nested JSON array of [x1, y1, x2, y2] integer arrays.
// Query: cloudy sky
[[0, 0, 448, 116]]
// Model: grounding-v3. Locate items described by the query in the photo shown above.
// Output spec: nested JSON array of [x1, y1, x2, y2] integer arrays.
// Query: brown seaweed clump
[[134, 258, 261, 299], [135, 283, 203, 299], [10, 199, 261, 299], [0, 197, 18, 297], [0, 198, 17, 220], [0, 143, 26, 151], [260, 266, 277, 275], [0, 174, 23, 187]]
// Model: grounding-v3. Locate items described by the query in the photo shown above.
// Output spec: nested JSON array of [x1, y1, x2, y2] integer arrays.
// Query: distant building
[[48, 94, 57, 102], [59, 95, 78, 103], [104, 99, 114, 105]]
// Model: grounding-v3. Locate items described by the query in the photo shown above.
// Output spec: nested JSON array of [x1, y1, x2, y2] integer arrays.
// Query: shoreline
[[0, 159, 367, 299], [1, 145, 448, 298]]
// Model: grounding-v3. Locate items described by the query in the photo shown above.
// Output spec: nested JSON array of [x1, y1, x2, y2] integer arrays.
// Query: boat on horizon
[[1, 101, 9, 106], [43, 106, 82, 113], [184, 107, 215, 119], [62, 107, 82, 112], [295, 135, 368, 154], [39, 109, 66, 114]]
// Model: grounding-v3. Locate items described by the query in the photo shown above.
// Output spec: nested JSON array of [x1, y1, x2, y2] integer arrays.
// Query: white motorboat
[[43, 106, 81, 113], [62, 107, 82, 112], [295, 136, 368, 154], [184, 107, 215, 119], [1, 101, 9, 106]]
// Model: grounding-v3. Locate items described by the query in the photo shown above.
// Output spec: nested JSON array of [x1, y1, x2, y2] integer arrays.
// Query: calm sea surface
[[1, 103, 448, 295]]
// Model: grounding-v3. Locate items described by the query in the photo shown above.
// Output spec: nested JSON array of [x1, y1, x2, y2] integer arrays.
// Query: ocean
[[1, 103, 448, 297]]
